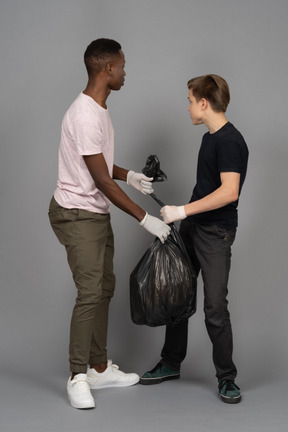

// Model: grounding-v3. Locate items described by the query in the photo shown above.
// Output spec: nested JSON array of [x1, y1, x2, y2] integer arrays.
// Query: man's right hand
[[139, 213, 171, 243]]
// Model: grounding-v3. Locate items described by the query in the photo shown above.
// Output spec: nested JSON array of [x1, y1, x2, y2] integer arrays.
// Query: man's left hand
[[127, 171, 154, 195]]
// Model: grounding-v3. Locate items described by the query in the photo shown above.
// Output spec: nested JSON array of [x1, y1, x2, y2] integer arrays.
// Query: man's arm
[[113, 164, 128, 181], [84, 154, 145, 221], [160, 172, 240, 223], [113, 163, 154, 195], [84, 154, 171, 242], [185, 171, 240, 215]]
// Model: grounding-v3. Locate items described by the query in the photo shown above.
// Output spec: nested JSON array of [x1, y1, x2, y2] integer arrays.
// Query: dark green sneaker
[[218, 379, 241, 404], [139, 362, 180, 385]]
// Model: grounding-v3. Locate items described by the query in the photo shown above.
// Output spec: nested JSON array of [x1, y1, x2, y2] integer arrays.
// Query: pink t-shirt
[[54, 93, 114, 213]]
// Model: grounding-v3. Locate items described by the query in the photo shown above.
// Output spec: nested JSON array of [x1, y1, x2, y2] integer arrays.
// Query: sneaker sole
[[68, 398, 95, 409], [219, 394, 242, 404], [139, 374, 180, 385], [88, 377, 140, 389]]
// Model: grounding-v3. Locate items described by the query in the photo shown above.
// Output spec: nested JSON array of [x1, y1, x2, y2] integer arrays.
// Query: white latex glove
[[139, 213, 171, 243], [160, 205, 187, 224], [127, 170, 154, 195]]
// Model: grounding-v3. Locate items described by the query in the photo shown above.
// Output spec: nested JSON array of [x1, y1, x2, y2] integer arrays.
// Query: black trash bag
[[142, 155, 167, 182], [130, 223, 197, 327]]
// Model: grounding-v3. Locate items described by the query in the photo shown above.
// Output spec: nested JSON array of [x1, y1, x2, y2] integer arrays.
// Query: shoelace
[[109, 361, 119, 370], [108, 361, 125, 376], [220, 380, 240, 392], [72, 377, 90, 393]]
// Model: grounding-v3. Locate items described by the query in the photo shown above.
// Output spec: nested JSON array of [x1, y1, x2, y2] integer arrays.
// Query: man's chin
[[111, 84, 124, 91]]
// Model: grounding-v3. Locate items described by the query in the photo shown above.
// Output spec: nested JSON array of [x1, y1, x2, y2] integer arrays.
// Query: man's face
[[187, 89, 203, 125], [108, 50, 126, 90]]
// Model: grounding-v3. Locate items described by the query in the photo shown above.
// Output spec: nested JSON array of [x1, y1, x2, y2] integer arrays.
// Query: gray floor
[[1, 368, 286, 432]]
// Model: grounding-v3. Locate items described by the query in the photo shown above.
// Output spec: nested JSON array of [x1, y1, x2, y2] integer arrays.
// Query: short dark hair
[[187, 74, 230, 112], [84, 38, 122, 76]]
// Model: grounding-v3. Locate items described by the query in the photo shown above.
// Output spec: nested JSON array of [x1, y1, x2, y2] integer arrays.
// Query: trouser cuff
[[70, 363, 88, 374], [89, 355, 107, 366], [161, 359, 181, 372]]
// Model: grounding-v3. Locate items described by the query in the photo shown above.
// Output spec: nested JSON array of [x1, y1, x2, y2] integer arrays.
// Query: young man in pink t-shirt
[[49, 38, 170, 409]]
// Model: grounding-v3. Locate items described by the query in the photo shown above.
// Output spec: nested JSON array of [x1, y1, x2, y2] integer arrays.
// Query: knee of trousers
[[73, 273, 116, 303], [204, 305, 231, 327], [75, 287, 115, 305]]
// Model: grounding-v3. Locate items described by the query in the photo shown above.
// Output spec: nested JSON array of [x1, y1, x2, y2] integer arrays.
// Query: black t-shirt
[[188, 122, 249, 229]]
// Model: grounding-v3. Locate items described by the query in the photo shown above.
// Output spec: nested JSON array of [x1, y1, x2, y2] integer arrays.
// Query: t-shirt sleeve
[[71, 110, 103, 156], [216, 138, 244, 174]]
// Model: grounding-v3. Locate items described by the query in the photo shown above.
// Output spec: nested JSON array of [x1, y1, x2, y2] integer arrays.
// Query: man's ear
[[201, 98, 209, 110], [105, 63, 113, 74]]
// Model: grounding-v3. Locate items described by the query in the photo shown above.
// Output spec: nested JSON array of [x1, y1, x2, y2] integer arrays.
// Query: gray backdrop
[[1, 0, 288, 431]]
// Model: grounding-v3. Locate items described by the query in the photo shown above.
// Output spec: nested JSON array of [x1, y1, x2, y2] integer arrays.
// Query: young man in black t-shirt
[[139, 75, 249, 404]]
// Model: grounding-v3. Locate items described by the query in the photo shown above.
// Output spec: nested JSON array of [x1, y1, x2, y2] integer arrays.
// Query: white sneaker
[[67, 373, 95, 409], [87, 360, 140, 389]]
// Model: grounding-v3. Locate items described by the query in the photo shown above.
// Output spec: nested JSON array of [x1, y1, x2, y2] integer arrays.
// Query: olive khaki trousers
[[49, 197, 115, 373]]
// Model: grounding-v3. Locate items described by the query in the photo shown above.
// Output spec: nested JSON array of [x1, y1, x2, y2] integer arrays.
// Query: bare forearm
[[97, 176, 145, 221], [113, 164, 128, 181], [184, 184, 238, 217], [160, 172, 241, 224], [84, 155, 145, 221]]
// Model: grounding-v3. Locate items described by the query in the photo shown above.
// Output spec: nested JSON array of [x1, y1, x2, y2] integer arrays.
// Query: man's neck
[[83, 83, 110, 109], [204, 113, 228, 134]]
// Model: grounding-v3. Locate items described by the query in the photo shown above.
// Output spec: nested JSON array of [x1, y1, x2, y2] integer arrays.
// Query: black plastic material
[[130, 223, 197, 327], [142, 155, 167, 182]]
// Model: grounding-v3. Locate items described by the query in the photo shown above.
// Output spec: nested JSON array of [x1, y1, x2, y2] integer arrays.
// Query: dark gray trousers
[[161, 220, 238, 382]]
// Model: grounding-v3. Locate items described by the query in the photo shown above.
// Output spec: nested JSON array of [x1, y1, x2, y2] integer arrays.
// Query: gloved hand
[[160, 205, 187, 224], [127, 171, 154, 195], [139, 213, 171, 243]]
